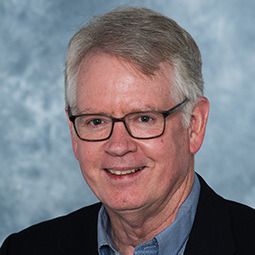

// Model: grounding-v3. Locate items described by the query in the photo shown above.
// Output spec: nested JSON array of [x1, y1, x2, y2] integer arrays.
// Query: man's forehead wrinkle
[[76, 104, 161, 115], [76, 107, 96, 114]]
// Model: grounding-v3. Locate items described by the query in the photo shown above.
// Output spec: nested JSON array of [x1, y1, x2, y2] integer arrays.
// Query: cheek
[[139, 138, 174, 168], [75, 143, 103, 192], [76, 142, 101, 171], [154, 129, 190, 169]]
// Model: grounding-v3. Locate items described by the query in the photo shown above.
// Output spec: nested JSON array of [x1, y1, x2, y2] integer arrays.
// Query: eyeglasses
[[68, 98, 188, 142]]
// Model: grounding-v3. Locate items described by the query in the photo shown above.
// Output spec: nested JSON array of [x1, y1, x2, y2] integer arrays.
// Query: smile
[[106, 167, 144, 176]]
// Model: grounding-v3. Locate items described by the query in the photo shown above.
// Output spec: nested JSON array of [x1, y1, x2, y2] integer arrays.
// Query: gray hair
[[65, 6, 204, 127]]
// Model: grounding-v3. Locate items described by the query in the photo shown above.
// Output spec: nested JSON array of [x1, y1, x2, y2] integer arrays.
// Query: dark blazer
[[1, 175, 255, 255]]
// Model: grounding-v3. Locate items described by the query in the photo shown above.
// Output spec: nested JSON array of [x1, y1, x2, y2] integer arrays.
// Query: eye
[[89, 118, 103, 126], [85, 116, 112, 128], [139, 115, 153, 123], [76, 115, 111, 131], [129, 112, 161, 127]]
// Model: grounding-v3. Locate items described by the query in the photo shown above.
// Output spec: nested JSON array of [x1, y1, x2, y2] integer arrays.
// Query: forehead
[[76, 53, 175, 113]]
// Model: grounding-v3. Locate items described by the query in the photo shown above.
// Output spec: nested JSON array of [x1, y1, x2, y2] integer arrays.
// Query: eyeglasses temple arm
[[164, 98, 189, 117]]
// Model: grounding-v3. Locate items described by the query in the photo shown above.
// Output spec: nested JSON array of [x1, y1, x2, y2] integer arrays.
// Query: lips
[[105, 167, 144, 176]]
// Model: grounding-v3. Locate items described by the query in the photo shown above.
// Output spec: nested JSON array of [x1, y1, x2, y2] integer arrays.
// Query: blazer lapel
[[184, 175, 237, 255], [58, 203, 101, 255]]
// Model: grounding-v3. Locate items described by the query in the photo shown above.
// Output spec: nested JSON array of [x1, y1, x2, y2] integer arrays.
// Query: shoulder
[[192, 174, 255, 253], [198, 174, 255, 231], [226, 198, 255, 221], [0, 203, 101, 255], [12, 202, 101, 237], [225, 199, 255, 248]]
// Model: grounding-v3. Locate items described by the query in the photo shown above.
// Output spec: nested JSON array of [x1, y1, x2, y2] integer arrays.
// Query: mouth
[[105, 167, 145, 176]]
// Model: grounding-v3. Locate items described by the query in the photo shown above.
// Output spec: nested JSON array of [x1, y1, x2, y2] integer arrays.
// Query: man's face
[[68, 53, 195, 214]]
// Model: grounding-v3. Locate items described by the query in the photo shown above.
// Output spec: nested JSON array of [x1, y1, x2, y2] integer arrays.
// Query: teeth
[[107, 167, 143, 176]]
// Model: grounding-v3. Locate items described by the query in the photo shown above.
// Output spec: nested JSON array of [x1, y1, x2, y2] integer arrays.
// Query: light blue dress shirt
[[98, 174, 200, 255]]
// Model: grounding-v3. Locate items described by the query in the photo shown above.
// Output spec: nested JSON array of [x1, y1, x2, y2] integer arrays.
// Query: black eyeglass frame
[[68, 98, 189, 142]]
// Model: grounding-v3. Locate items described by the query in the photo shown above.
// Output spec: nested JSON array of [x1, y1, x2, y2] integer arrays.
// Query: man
[[1, 6, 255, 255]]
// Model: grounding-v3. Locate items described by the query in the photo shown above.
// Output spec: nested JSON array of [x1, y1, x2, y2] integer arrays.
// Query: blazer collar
[[184, 174, 237, 255]]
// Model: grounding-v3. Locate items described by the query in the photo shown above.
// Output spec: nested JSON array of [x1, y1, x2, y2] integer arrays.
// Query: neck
[[105, 170, 195, 255]]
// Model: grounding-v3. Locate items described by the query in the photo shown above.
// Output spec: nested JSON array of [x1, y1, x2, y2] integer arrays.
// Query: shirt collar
[[98, 206, 117, 253], [155, 173, 200, 254], [98, 173, 200, 254]]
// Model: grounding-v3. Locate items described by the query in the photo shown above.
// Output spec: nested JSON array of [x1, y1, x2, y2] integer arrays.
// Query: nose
[[103, 122, 137, 156]]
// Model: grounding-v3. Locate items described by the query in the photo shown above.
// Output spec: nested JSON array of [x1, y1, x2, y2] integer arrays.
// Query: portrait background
[[1, 0, 255, 244]]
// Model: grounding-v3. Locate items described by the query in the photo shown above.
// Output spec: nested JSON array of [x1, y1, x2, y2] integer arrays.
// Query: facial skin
[[67, 53, 209, 251]]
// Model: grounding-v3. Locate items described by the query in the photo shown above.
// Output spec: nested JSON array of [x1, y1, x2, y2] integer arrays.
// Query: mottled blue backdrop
[[1, 0, 255, 244]]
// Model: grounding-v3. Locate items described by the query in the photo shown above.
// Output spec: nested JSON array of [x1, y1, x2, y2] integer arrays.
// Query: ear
[[189, 97, 210, 154], [65, 108, 79, 160]]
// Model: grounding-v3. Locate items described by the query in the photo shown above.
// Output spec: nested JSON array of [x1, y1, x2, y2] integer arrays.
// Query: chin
[[103, 196, 146, 213]]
